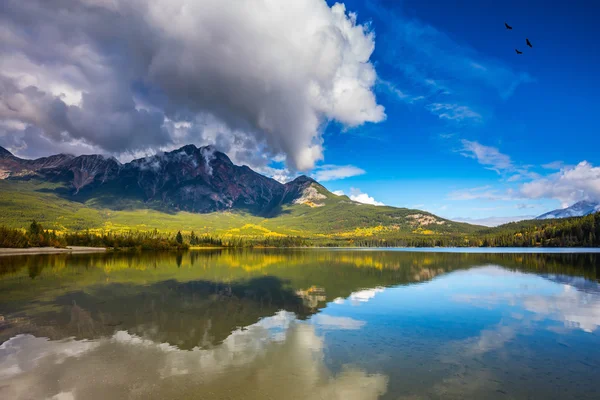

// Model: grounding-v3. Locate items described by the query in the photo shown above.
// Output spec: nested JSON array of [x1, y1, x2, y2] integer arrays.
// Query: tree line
[[1, 213, 599, 249], [0, 222, 307, 249], [0, 221, 66, 248]]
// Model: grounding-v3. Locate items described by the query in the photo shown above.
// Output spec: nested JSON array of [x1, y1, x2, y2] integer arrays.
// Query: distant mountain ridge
[[536, 200, 600, 220]]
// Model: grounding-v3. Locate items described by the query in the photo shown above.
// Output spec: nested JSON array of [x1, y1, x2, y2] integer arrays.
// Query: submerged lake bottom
[[1, 249, 599, 399]]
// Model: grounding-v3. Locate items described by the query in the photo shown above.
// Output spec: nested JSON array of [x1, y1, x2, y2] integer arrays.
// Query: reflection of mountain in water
[[0, 250, 599, 347], [540, 274, 600, 295]]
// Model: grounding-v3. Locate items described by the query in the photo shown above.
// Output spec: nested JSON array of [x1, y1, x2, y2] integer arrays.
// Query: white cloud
[[427, 103, 482, 122], [520, 161, 600, 206], [336, 188, 385, 205], [452, 139, 600, 209], [457, 140, 539, 184], [0, 0, 385, 170], [312, 164, 366, 182], [459, 140, 513, 173]]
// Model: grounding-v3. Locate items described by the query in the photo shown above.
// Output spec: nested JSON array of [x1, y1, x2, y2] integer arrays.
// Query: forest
[[1, 213, 599, 249]]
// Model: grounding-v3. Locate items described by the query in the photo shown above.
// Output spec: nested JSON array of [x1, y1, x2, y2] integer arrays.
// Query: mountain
[[0, 144, 318, 215], [0, 146, 75, 179], [536, 200, 600, 220], [0, 144, 479, 237]]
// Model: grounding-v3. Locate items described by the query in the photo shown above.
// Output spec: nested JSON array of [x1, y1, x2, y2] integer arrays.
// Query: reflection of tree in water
[[1, 276, 314, 349], [1, 250, 600, 347]]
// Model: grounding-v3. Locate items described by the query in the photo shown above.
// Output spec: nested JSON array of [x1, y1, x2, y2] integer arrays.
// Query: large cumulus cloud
[[0, 0, 385, 170], [520, 161, 600, 206]]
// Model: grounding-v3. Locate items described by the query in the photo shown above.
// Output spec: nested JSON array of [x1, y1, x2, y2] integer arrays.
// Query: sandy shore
[[0, 246, 107, 257]]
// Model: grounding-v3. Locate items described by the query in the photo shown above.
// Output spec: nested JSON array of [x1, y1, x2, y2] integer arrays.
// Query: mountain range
[[0, 145, 477, 236], [2, 144, 598, 238], [536, 200, 600, 220]]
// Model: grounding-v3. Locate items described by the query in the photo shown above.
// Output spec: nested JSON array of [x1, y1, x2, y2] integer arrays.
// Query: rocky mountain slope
[[0, 145, 320, 215]]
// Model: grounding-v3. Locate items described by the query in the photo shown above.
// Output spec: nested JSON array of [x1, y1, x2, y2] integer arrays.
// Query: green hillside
[[3, 178, 598, 248], [0, 179, 479, 240]]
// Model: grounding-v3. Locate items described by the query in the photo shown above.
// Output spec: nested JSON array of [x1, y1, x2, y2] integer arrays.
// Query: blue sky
[[1, 0, 599, 225], [316, 0, 600, 223]]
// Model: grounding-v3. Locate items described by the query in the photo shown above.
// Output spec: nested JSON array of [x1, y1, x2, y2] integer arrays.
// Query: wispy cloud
[[427, 104, 482, 122], [366, 0, 534, 133], [459, 140, 513, 173], [451, 215, 535, 227], [378, 78, 426, 104], [262, 163, 367, 183], [311, 165, 366, 182], [451, 139, 600, 209], [516, 203, 536, 209], [542, 161, 566, 170], [458, 140, 539, 183], [447, 185, 512, 201]]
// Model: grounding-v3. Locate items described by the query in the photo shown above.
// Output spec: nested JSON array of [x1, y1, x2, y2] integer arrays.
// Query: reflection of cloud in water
[[523, 285, 600, 333], [467, 323, 517, 354], [311, 314, 366, 330], [0, 311, 386, 400], [455, 284, 600, 333], [453, 269, 600, 333], [349, 287, 385, 305]]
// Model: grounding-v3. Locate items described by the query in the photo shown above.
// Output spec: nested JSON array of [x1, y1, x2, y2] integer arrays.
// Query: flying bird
[[526, 38, 532, 48], [515, 49, 523, 55], [505, 22, 513, 30]]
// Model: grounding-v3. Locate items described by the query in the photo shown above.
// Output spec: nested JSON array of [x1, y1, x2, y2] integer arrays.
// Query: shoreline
[[0, 246, 107, 257]]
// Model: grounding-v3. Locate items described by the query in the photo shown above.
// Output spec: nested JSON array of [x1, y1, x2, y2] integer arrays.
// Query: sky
[[1, 0, 599, 226]]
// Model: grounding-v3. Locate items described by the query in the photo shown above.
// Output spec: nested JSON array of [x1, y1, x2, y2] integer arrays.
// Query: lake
[[1, 249, 599, 399]]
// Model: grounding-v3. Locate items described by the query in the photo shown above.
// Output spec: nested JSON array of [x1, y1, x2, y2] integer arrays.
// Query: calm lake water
[[1, 249, 600, 399]]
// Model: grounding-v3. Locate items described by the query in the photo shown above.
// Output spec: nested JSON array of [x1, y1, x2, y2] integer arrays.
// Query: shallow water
[[1, 249, 599, 399]]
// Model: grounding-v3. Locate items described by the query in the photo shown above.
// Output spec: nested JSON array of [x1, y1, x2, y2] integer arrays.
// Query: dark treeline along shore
[[2, 212, 600, 250]]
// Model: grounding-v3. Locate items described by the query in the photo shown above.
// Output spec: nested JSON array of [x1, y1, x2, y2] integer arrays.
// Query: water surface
[[1, 250, 599, 399]]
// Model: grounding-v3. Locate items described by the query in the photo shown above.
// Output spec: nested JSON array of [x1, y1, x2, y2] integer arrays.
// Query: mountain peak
[[536, 200, 600, 220], [0, 146, 14, 158], [288, 175, 316, 184], [177, 144, 198, 155], [571, 200, 598, 208]]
